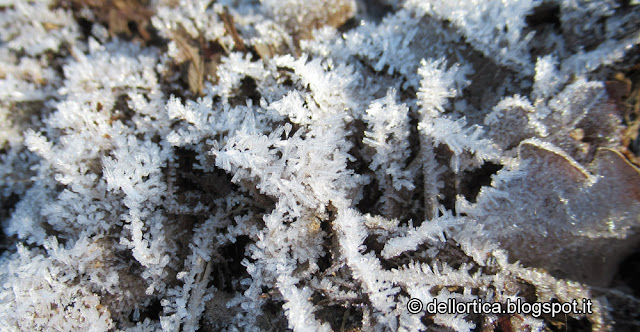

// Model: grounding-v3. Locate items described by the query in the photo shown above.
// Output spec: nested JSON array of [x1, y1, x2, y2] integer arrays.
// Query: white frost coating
[[1, 0, 638, 331]]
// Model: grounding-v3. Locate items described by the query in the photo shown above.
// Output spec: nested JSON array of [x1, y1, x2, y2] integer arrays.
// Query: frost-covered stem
[[363, 89, 414, 217], [421, 139, 443, 220], [333, 208, 399, 329], [182, 258, 214, 332], [277, 274, 331, 332]]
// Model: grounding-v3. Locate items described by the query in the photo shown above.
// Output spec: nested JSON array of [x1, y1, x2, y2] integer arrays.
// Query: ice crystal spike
[[1, 0, 639, 331]]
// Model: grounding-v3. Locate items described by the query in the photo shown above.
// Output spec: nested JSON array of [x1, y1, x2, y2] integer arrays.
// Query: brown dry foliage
[[57, 0, 154, 41]]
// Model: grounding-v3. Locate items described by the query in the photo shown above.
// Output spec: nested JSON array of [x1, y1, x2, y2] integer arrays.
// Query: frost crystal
[[1, 0, 640, 331]]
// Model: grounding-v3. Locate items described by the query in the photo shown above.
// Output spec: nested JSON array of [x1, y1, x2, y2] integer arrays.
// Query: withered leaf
[[172, 32, 200, 64], [254, 43, 274, 62], [466, 139, 640, 286], [606, 79, 631, 103], [206, 56, 221, 84], [61, 0, 154, 40], [188, 56, 204, 96], [219, 7, 246, 52]]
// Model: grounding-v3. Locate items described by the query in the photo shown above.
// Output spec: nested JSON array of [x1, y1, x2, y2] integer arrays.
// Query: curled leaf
[[460, 139, 640, 286]]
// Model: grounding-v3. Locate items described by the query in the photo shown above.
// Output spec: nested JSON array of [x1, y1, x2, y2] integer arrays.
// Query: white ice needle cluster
[[1, 0, 640, 331]]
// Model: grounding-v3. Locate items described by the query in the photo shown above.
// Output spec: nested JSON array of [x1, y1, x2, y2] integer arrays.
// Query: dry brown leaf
[[171, 32, 200, 64], [266, 0, 356, 40], [170, 31, 205, 95], [219, 7, 246, 52], [60, 0, 154, 41], [254, 43, 275, 62], [42, 22, 63, 31], [206, 55, 221, 84], [188, 57, 204, 96], [606, 78, 631, 105]]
